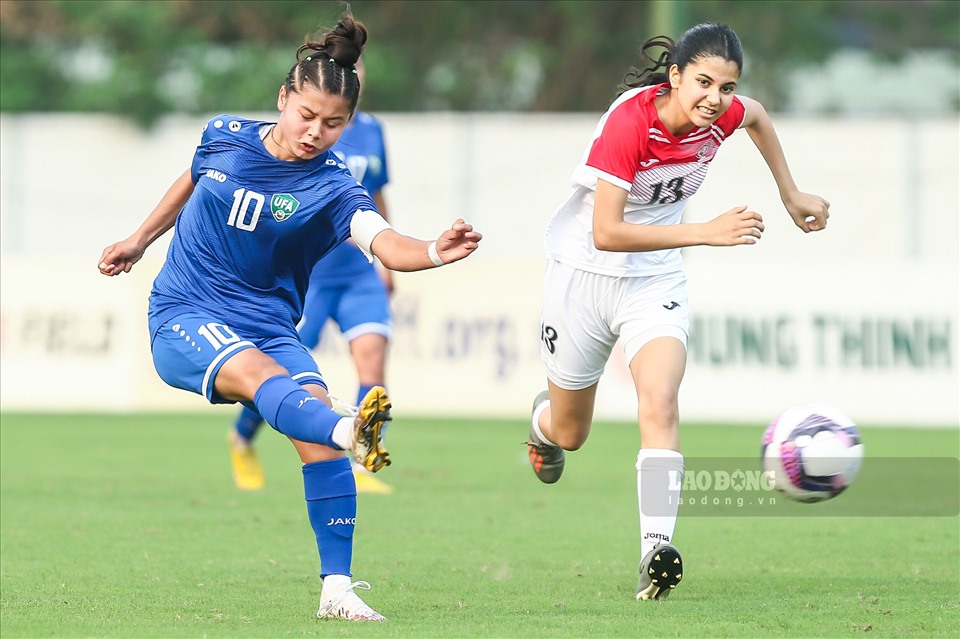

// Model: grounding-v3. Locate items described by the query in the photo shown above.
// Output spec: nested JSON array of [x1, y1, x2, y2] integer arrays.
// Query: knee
[[253, 362, 290, 386], [638, 387, 680, 427], [550, 429, 588, 451], [239, 361, 291, 402], [350, 337, 387, 368]]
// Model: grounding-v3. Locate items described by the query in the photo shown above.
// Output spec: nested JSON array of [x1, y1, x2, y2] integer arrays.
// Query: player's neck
[[654, 94, 697, 138], [265, 125, 297, 162]]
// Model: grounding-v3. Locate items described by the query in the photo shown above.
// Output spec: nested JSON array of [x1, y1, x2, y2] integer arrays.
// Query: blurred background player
[[229, 57, 395, 495], [525, 23, 829, 601], [98, 10, 481, 622]]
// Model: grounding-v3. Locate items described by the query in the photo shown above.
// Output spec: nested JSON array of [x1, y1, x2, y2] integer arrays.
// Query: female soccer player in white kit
[[525, 23, 829, 600]]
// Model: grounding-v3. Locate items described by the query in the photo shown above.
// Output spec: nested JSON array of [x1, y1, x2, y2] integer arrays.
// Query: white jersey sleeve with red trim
[[579, 92, 649, 191]]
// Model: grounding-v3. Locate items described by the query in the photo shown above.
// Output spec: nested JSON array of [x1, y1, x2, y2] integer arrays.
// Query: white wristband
[[427, 241, 445, 266]]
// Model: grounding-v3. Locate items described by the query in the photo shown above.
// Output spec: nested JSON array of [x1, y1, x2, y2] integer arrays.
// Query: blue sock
[[303, 457, 357, 577], [234, 405, 263, 442], [355, 383, 383, 407], [253, 375, 341, 447]]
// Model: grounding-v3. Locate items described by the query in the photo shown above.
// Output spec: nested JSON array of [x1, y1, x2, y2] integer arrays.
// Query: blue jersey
[[311, 111, 390, 285], [149, 115, 376, 341]]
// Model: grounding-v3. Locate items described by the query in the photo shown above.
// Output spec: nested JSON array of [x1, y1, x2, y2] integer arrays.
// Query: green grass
[[1, 412, 957, 638]]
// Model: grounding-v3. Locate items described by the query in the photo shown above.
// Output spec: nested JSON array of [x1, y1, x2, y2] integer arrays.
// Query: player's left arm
[[351, 210, 481, 272], [740, 96, 830, 233], [372, 190, 395, 293]]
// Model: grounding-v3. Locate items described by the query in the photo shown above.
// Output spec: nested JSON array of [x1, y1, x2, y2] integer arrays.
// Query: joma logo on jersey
[[270, 193, 300, 221]]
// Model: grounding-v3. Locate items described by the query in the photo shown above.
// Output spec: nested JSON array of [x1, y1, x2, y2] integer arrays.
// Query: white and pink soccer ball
[[761, 403, 864, 503]]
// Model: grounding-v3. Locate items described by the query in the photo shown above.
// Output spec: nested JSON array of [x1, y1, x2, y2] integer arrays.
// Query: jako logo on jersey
[[204, 169, 227, 183], [663, 301, 680, 310], [271, 193, 300, 222]]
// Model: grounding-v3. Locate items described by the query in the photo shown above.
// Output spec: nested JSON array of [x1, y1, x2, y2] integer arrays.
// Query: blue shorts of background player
[[300, 266, 391, 350]]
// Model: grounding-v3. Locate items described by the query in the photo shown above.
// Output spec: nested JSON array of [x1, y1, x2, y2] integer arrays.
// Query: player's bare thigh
[[214, 348, 289, 402]]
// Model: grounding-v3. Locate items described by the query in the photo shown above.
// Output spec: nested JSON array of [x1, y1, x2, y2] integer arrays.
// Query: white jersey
[[545, 84, 746, 277]]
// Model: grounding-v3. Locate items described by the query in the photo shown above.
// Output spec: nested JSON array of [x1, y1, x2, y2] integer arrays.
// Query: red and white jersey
[[545, 83, 746, 276]]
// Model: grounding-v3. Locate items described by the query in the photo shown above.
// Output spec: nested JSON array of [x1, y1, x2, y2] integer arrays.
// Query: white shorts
[[539, 259, 689, 390]]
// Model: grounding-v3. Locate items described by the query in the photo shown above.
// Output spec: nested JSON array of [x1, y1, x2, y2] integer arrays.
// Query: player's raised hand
[[783, 191, 830, 233], [703, 206, 765, 246], [98, 238, 146, 276], [435, 218, 482, 264]]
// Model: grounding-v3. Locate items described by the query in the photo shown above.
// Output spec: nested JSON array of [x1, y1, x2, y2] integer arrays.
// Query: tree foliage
[[1, 0, 956, 127]]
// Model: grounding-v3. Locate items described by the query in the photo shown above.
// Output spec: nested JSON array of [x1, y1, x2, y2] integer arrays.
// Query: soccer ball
[[761, 403, 864, 503]]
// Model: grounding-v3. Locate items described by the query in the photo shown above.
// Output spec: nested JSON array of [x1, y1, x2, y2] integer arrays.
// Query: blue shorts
[[299, 268, 391, 349], [151, 311, 327, 404]]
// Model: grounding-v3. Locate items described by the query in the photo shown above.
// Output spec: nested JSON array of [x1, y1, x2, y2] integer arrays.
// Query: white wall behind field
[[1, 113, 957, 426]]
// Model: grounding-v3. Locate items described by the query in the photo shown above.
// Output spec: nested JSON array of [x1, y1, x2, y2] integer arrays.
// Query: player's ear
[[669, 64, 681, 89], [277, 86, 287, 111]]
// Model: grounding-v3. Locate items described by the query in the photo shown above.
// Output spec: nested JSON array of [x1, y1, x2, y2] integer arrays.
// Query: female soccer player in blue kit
[[229, 57, 396, 495], [98, 11, 481, 622]]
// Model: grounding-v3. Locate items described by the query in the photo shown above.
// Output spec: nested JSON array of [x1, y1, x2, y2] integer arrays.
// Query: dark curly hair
[[618, 23, 743, 96], [282, 9, 367, 114]]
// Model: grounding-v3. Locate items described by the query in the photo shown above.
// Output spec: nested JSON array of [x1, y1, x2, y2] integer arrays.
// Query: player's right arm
[[98, 168, 195, 276], [592, 179, 764, 250]]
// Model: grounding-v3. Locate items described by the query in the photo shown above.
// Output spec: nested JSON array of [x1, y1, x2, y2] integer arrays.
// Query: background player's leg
[[229, 405, 266, 490], [347, 332, 394, 494], [349, 333, 388, 406], [336, 274, 392, 493], [234, 405, 263, 441]]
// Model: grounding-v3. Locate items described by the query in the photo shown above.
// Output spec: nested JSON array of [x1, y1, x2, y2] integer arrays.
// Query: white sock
[[321, 573, 350, 600], [331, 417, 354, 450], [636, 448, 684, 558], [530, 399, 557, 446]]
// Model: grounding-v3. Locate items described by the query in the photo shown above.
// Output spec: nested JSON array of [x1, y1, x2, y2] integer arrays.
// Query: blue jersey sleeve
[[189, 114, 234, 184]]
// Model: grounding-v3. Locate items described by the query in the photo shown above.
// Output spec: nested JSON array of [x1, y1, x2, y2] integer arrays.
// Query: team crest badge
[[270, 193, 300, 221], [696, 139, 719, 163]]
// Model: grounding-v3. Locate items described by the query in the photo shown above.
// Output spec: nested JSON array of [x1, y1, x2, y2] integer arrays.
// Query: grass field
[[1, 411, 957, 638]]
